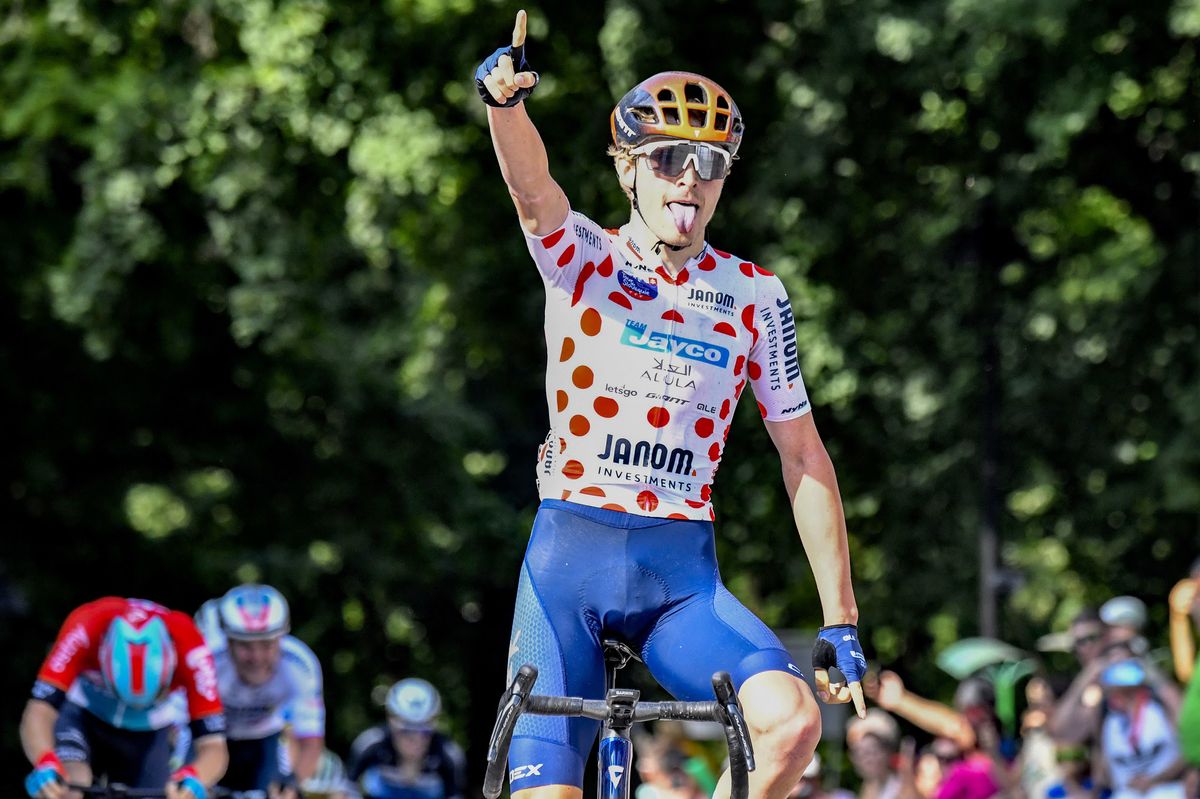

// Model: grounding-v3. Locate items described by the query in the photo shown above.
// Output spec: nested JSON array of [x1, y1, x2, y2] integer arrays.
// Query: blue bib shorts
[[505, 500, 802, 791]]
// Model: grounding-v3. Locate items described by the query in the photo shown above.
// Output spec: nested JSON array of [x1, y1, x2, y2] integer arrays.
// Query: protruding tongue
[[668, 202, 698, 234]]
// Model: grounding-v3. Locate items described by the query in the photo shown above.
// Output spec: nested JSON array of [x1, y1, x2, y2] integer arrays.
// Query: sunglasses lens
[[645, 144, 729, 180]]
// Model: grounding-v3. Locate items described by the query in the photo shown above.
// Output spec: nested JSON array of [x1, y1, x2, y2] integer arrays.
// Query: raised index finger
[[512, 9, 527, 48]]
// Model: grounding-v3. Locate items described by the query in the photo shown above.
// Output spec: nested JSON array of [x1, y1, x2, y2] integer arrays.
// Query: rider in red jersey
[[20, 597, 227, 799], [476, 11, 867, 799]]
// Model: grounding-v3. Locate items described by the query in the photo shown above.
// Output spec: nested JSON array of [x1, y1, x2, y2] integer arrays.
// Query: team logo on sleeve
[[617, 270, 658, 301]]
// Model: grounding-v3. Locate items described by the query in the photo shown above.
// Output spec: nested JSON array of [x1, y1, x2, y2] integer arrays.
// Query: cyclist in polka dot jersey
[[477, 12, 868, 799]]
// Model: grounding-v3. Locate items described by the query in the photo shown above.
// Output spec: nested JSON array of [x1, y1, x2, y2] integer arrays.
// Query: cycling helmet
[[611, 72, 744, 155], [386, 677, 441, 729], [99, 615, 177, 708], [218, 584, 290, 640], [194, 598, 224, 643]]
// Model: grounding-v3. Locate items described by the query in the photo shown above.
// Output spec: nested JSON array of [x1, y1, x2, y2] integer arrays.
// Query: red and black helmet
[[611, 72, 744, 155]]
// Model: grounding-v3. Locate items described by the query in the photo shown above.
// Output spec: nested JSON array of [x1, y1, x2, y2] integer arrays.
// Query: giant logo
[[599, 435, 694, 476], [618, 270, 658, 301], [620, 320, 729, 367]]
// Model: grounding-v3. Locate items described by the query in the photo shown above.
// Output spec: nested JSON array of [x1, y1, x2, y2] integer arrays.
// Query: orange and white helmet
[[611, 72, 744, 155]]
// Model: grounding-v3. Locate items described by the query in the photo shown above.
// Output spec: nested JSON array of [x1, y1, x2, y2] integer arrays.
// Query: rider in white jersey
[[203, 585, 326, 798], [477, 11, 869, 799]]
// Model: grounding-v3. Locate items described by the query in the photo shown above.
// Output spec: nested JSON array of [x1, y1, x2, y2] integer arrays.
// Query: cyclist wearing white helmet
[[201, 584, 326, 799], [20, 597, 227, 799], [347, 678, 467, 799], [475, 11, 866, 799]]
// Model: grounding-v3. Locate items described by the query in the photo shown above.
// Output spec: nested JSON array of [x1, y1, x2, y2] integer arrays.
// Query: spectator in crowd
[[1168, 561, 1200, 768], [1049, 608, 1123, 745], [1042, 744, 1093, 799], [926, 736, 999, 799], [787, 752, 855, 799], [1102, 596, 1151, 657], [1097, 660, 1187, 799], [347, 677, 466, 799], [633, 741, 709, 799], [846, 708, 905, 799], [865, 672, 975, 751]]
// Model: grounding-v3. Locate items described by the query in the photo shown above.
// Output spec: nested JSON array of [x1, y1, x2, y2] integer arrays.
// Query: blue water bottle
[[598, 731, 633, 799]]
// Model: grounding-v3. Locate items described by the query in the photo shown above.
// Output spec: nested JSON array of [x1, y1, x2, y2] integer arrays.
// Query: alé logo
[[620, 320, 729, 367]]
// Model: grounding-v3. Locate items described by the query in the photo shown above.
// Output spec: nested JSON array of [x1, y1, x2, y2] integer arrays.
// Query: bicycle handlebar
[[65, 785, 266, 799], [483, 664, 755, 799]]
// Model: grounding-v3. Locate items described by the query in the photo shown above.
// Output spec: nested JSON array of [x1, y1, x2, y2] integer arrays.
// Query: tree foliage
[[1, 0, 1196, 782]]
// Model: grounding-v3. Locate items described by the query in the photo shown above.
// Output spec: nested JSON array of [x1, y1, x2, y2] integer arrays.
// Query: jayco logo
[[620, 320, 729, 367], [599, 435, 694, 475]]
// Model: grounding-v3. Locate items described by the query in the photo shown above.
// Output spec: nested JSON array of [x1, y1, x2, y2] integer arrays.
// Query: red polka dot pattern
[[563, 460, 584, 479], [739, 262, 754, 277], [695, 418, 715, 438], [594, 397, 619, 418], [602, 503, 626, 512], [570, 415, 590, 436], [720, 400, 731, 420], [581, 486, 606, 497], [556, 391, 568, 412], [748, 361, 762, 380], [608, 291, 633, 310], [597, 254, 614, 277], [647, 407, 670, 428], [697, 252, 717, 271], [708, 443, 721, 461], [580, 309, 602, 336], [662, 310, 684, 323], [560, 338, 575, 361], [573, 366, 594, 389], [572, 262, 596, 308], [557, 244, 576, 267], [714, 322, 736, 337], [734, 355, 745, 376], [542, 228, 565, 248], [741, 305, 756, 331], [637, 491, 659, 512], [758, 401, 767, 418]]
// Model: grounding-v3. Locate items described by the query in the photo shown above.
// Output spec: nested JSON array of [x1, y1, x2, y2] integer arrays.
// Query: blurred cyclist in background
[[19, 597, 227, 799], [204, 584, 326, 799], [347, 677, 467, 799]]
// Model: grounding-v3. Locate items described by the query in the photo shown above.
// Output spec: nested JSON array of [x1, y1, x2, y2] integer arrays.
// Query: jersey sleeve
[[33, 597, 124, 708], [523, 209, 611, 294], [281, 637, 325, 738], [166, 611, 226, 739], [748, 273, 812, 422]]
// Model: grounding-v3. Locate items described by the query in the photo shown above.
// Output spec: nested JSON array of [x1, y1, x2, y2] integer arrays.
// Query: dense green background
[[2, 0, 1197, 787]]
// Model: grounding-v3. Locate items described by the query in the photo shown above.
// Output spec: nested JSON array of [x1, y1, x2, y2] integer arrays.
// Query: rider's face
[[618, 151, 726, 249], [228, 637, 282, 686]]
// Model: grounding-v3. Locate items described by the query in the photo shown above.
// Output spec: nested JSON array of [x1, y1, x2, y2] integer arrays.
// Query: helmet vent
[[716, 95, 730, 110], [663, 107, 681, 125], [687, 108, 707, 127], [684, 82, 707, 104], [657, 89, 676, 102], [714, 113, 729, 132], [631, 106, 658, 124]]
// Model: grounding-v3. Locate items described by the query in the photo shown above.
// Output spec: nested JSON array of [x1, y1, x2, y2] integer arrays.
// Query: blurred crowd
[[630, 561, 1200, 799]]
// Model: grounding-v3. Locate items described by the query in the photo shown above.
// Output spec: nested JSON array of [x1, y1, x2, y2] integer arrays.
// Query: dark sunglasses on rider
[[631, 141, 732, 181]]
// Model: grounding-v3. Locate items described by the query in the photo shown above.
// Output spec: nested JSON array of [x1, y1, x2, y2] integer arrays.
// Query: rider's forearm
[[291, 736, 324, 782], [782, 445, 857, 626], [487, 103, 568, 236], [1171, 610, 1195, 683], [188, 736, 228, 787], [20, 699, 59, 764]]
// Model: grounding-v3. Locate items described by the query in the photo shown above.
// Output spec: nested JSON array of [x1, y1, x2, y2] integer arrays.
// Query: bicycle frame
[[485, 640, 755, 799]]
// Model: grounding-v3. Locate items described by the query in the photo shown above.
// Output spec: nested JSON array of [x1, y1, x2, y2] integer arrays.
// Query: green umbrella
[[936, 637, 1027, 679]]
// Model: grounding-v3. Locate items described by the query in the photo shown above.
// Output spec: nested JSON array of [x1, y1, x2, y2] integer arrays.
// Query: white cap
[[1100, 596, 1146, 629]]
